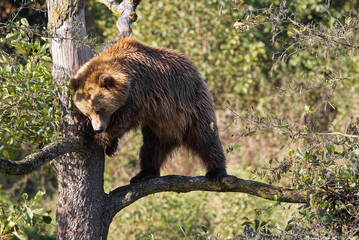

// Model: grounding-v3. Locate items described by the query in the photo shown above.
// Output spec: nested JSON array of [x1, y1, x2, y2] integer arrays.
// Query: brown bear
[[69, 37, 227, 183]]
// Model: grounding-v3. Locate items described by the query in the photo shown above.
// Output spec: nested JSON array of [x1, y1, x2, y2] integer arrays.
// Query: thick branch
[[0, 137, 90, 175], [106, 175, 323, 217]]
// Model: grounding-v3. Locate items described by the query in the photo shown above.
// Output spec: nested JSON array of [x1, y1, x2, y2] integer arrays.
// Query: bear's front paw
[[130, 170, 160, 184], [105, 138, 118, 157], [205, 168, 227, 181]]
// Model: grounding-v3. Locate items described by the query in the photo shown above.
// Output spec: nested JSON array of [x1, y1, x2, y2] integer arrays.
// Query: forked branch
[[0, 137, 90, 175]]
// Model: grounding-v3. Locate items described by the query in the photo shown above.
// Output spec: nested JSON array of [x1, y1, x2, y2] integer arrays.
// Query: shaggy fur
[[70, 37, 227, 183]]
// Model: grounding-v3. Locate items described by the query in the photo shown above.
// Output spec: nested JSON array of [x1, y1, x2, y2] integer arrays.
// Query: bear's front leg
[[130, 126, 178, 183], [105, 138, 118, 157], [93, 132, 118, 157]]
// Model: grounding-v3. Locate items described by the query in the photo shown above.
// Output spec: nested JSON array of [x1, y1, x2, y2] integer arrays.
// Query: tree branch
[[106, 175, 323, 217], [96, 0, 141, 54], [0, 137, 90, 175]]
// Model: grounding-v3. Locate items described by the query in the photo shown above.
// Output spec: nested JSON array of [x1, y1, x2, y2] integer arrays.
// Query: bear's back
[[99, 38, 216, 141], [99, 37, 209, 103]]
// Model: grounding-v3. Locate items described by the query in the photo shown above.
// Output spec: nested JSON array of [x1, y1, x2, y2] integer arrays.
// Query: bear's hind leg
[[185, 124, 227, 181], [130, 126, 177, 184]]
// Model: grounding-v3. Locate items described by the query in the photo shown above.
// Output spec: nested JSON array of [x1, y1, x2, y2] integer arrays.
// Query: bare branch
[[304, 132, 359, 138], [95, 0, 125, 17], [106, 175, 323, 217], [96, 0, 141, 54], [96, 0, 140, 46], [0, 137, 90, 175]]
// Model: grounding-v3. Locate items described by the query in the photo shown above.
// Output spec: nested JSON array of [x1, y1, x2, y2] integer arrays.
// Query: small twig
[[300, 132, 359, 138], [315, 34, 359, 49]]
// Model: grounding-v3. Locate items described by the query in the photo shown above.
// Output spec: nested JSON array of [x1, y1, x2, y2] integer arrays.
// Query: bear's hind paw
[[130, 171, 160, 184], [205, 168, 227, 181]]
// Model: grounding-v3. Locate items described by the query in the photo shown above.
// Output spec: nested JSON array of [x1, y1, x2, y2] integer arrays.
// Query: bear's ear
[[98, 74, 114, 89], [69, 78, 79, 92]]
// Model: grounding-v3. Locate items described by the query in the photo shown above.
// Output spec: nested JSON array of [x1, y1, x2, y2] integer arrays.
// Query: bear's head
[[69, 67, 130, 133]]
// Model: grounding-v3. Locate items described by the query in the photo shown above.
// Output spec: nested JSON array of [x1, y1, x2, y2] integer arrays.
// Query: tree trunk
[[55, 149, 110, 239], [47, 1, 110, 239]]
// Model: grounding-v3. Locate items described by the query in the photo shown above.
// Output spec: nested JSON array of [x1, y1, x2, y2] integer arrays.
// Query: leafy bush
[[0, 18, 58, 239], [0, 189, 54, 240], [0, 18, 62, 159]]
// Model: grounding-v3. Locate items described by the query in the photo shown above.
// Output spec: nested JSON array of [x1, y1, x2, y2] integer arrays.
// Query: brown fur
[[70, 37, 227, 183]]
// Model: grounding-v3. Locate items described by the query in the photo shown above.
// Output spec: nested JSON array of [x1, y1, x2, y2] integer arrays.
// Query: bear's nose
[[94, 127, 104, 134]]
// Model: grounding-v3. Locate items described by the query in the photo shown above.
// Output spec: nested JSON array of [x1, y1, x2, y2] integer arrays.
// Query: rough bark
[[55, 146, 109, 239]]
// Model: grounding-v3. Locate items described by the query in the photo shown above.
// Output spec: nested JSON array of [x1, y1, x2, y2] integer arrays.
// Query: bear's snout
[[94, 127, 104, 134], [89, 114, 109, 134]]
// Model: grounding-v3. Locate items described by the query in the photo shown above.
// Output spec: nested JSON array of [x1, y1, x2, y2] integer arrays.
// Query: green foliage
[[0, 19, 62, 159], [231, 0, 359, 112], [231, 2, 359, 236], [291, 142, 359, 237], [0, 189, 54, 240], [0, 18, 58, 239]]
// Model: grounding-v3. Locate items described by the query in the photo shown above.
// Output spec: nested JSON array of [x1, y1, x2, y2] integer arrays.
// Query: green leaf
[[254, 219, 260, 230], [0, 145, 5, 153], [34, 190, 45, 202], [26, 207, 33, 220], [13, 231, 28, 240], [32, 208, 47, 215], [6, 33, 15, 39], [241, 221, 252, 226], [260, 221, 268, 227], [7, 220, 16, 228], [20, 18, 29, 26], [42, 216, 52, 224], [41, 56, 52, 63], [22, 193, 28, 201]]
